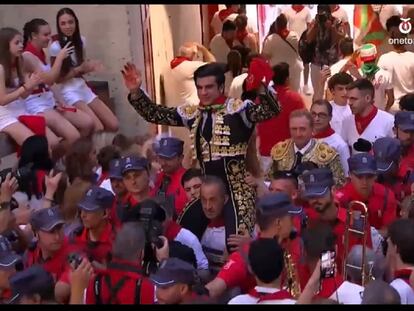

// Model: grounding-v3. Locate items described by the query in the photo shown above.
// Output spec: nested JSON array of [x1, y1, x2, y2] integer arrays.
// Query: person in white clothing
[[387, 219, 414, 304], [282, 5, 312, 95], [0, 27, 45, 146], [50, 8, 118, 133], [224, 50, 243, 96], [322, 38, 354, 98], [378, 16, 414, 109], [227, 52, 258, 99], [22, 18, 88, 148], [262, 14, 303, 92], [329, 5, 351, 37], [354, 43, 394, 112], [342, 78, 394, 155], [319, 72, 353, 138], [210, 5, 241, 36], [228, 238, 296, 304], [209, 20, 236, 64], [311, 100, 350, 175], [233, 15, 258, 53], [330, 245, 379, 304]]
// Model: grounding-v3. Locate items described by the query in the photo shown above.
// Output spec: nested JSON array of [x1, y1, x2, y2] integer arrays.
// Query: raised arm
[[245, 84, 281, 123], [122, 62, 186, 127]]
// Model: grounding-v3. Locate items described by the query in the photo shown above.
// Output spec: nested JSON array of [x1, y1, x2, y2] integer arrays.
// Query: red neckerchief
[[276, 28, 290, 40], [314, 126, 335, 139], [199, 95, 227, 111], [164, 220, 182, 241], [292, 5, 305, 13], [207, 217, 225, 228], [331, 5, 340, 12], [394, 268, 413, 286], [170, 56, 191, 69], [218, 8, 234, 22], [248, 288, 293, 302], [355, 106, 378, 135], [24, 42, 47, 65], [236, 29, 249, 44]]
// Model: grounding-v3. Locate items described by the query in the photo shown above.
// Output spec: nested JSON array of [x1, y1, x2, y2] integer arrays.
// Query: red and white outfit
[[378, 51, 414, 108], [209, 34, 233, 64], [262, 31, 303, 92], [0, 78, 28, 131], [164, 221, 209, 270], [282, 5, 312, 38], [314, 127, 350, 175], [23, 43, 56, 115], [329, 101, 352, 139], [390, 269, 414, 304], [228, 286, 296, 304], [48, 36, 97, 106], [210, 8, 257, 36], [330, 5, 349, 29], [341, 106, 394, 155]]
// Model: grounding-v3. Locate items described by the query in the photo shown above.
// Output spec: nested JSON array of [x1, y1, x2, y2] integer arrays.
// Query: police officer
[[0, 235, 22, 303], [8, 265, 56, 304], [373, 137, 406, 202], [119, 156, 151, 221], [100, 158, 127, 197], [152, 137, 188, 217], [336, 153, 398, 236], [69, 186, 116, 265], [151, 257, 205, 304], [394, 111, 414, 178], [25, 207, 69, 283]]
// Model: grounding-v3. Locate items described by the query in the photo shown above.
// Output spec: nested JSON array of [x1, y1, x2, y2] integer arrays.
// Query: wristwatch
[[0, 201, 10, 211]]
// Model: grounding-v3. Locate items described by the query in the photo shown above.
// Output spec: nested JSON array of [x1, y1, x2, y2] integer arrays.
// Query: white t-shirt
[[319, 133, 350, 176], [164, 60, 206, 106], [330, 101, 352, 139], [282, 6, 312, 37], [229, 286, 296, 304], [175, 227, 209, 270], [331, 6, 349, 24], [359, 68, 393, 111], [228, 72, 248, 99], [262, 32, 303, 73], [341, 109, 395, 155], [390, 278, 414, 304], [329, 281, 363, 304], [378, 51, 414, 104], [209, 34, 232, 63]]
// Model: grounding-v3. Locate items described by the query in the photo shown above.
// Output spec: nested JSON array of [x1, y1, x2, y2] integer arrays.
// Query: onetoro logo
[[388, 17, 414, 46], [399, 18, 412, 35]]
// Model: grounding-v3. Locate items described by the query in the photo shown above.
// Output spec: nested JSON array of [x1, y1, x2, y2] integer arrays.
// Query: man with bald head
[[362, 280, 401, 304]]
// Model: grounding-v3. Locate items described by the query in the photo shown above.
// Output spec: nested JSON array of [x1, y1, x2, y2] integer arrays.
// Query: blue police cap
[[78, 186, 115, 212]]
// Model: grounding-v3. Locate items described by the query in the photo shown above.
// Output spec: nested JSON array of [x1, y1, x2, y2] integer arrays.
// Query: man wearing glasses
[[311, 99, 350, 176]]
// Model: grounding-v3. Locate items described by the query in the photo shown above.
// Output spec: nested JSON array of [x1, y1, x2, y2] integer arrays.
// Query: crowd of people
[[0, 3, 414, 305]]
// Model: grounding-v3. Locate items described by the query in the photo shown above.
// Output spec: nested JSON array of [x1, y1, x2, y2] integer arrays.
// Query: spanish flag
[[354, 5, 387, 48]]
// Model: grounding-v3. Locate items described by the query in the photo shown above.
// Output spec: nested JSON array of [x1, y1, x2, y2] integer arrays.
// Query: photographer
[[85, 222, 155, 304], [0, 173, 29, 254], [306, 5, 345, 98]]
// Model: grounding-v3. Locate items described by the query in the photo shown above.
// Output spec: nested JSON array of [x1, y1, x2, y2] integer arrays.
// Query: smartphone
[[68, 252, 83, 270], [320, 250, 336, 279]]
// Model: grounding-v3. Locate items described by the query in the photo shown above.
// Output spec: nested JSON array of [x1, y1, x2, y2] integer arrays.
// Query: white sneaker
[[302, 84, 312, 95]]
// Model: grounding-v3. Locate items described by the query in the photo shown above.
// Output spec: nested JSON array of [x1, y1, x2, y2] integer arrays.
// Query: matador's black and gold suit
[[127, 88, 280, 235]]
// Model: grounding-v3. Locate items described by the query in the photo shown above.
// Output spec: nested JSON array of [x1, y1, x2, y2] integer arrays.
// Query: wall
[[149, 4, 202, 103], [0, 4, 148, 136]]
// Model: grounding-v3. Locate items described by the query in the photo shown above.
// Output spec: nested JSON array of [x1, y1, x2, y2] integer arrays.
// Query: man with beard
[[301, 168, 372, 270]]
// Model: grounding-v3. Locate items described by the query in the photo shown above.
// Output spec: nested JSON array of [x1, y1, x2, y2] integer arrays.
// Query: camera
[[68, 252, 83, 270], [0, 163, 33, 187], [320, 250, 336, 279]]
